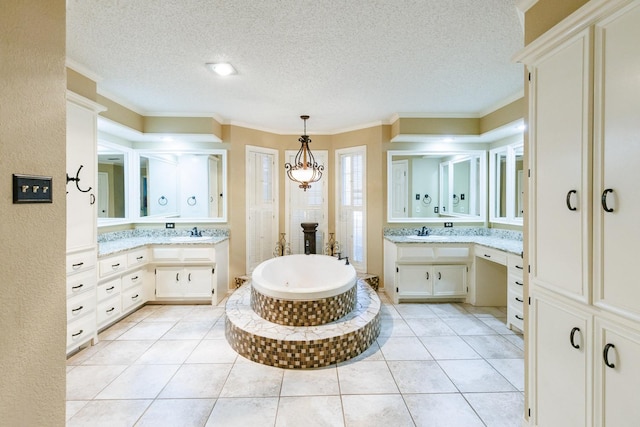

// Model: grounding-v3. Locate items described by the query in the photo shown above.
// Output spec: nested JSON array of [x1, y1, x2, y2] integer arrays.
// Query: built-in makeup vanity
[[384, 228, 523, 331]]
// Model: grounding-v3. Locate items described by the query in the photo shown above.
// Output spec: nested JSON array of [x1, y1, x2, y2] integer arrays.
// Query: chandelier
[[285, 115, 324, 191]]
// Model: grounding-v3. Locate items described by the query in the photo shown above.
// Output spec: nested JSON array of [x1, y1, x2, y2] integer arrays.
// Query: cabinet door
[[155, 266, 183, 298], [184, 266, 213, 298], [66, 100, 97, 252], [433, 265, 466, 296], [531, 295, 590, 427], [530, 29, 591, 302], [594, 318, 640, 426], [396, 265, 432, 298], [593, 2, 640, 318]]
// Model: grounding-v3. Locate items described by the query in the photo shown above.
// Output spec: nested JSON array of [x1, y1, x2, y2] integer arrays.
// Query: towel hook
[[66, 165, 92, 193]]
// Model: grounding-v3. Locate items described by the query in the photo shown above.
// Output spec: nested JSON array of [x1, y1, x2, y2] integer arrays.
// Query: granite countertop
[[98, 229, 230, 257], [383, 227, 523, 256]]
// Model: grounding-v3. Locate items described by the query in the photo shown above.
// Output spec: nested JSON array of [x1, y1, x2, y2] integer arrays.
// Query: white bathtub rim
[[251, 254, 357, 300]]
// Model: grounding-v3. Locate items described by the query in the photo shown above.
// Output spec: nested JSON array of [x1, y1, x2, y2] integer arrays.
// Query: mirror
[[489, 141, 523, 224], [137, 150, 227, 222], [97, 141, 131, 221], [387, 150, 487, 223]]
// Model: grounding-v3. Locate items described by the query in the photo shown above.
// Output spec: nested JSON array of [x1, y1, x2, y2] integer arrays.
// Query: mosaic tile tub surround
[[226, 280, 381, 369], [250, 284, 357, 327]]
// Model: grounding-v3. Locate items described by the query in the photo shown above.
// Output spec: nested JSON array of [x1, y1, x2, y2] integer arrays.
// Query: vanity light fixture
[[206, 62, 236, 76], [285, 115, 324, 191]]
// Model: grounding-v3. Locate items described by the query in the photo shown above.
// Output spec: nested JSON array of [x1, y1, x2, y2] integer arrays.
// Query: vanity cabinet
[[384, 240, 470, 303], [155, 266, 214, 299], [507, 253, 524, 331], [517, 1, 640, 424]]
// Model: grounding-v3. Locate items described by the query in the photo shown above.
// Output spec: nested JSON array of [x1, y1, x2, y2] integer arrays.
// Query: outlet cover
[[165, 222, 175, 229], [444, 222, 453, 227]]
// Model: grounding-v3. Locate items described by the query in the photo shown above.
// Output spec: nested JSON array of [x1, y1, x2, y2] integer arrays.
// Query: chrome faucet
[[190, 226, 201, 237], [417, 226, 429, 236], [344, 256, 350, 266]]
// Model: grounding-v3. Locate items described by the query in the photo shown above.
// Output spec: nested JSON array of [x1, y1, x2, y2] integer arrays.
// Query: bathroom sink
[[406, 235, 448, 241], [170, 236, 213, 243]]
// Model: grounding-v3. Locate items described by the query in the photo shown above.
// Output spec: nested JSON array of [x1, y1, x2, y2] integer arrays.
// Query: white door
[[530, 29, 591, 302], [246, 146, 278, 273], [391, 160, 408, 218], [593, 3, 640, 318], [433, 265, 466, 296], [336, 146, 366, 273], [97, 172, 109, 218], [285, 150, 328, 254]]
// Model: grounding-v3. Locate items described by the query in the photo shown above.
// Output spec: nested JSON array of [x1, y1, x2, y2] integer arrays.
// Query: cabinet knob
[[570, 327, 581, 349], [603, 343, 616, 368]]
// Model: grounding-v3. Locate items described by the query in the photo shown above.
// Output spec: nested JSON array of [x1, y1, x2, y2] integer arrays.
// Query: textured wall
[[0, 1, 67, 425]]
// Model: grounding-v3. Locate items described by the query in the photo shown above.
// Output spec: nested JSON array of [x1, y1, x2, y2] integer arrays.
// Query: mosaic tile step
[[225, 280, 381, 369]]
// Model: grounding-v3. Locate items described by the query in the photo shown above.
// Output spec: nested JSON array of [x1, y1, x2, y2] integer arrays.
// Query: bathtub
[[252, 254, 357, 300], [250, 254, 358, 326]]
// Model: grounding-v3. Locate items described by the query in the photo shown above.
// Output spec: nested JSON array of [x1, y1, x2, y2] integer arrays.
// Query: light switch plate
[[13, 174, 53, 203]]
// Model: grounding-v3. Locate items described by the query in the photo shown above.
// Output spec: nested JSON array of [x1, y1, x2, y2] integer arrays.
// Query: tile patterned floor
[[66, 292, 524, 427]]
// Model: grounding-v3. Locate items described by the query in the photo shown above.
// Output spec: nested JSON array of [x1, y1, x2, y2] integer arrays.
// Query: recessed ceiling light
[[206, 62, 236, 76]]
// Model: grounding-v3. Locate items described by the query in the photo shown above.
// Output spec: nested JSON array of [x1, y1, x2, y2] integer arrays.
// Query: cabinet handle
[[515, 281, 523, 286], [132, 294, 139, 299], [188, 273, 192, 282], [136, 256, 143, 260], [131, 276, 139, 281], [176, 273, 180, 281], [111, 263, 120, 269], [106, 307, 115, 313], [484, 254, 491, 258], [515, 265, 523, 270], [515, 314, 523, 320], [603, 343, 616, 368], [425, 272, 429, 280], [515, 297, 523, 303], [601, 189, 614, 212], [72, 262, 84, 269], [71, 329, 84, 337], [566, 190, 577, 211], [71, 284, 84, 290], [106, 286, 115, 291], [570, 327, 581, 349], [89, 193, 96, 205], [71, 305, 83, 313]]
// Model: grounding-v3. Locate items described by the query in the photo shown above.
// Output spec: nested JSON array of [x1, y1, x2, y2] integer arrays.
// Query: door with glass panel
[[336, 146, 366, 273]]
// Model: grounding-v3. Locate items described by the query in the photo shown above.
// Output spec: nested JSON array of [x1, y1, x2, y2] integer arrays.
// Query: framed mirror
[[489, 141, 523, 224], [97, 140, 132, 224], [387, 150, 487, 223], [136, 149, 227, 222]]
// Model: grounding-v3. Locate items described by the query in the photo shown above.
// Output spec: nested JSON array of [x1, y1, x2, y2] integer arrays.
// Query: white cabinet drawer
[[508, 286, 525, 308], [66, 315, 96, 350], [122, 284, 145, 312], [436, 247, 470, 259], [507, 253, 525, 273], [507, 301, 524, 331], [397, 245, 436, 261], [97, 277, 121, 302], [127, 248, 148, 268], [152, 247, 182, 260], [122, 270, 144, 291], [475, 246, 507, 265], [99, 254, 127, 278], [66, 269, 96, 297], [508, 273, 525, 294], [67, 291, 96, 322], [97, 296, 121, 326], [66, 250, 96, 274], [183, 247, 215, 261]]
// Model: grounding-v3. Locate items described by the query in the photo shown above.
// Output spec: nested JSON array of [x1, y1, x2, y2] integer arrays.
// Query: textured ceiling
[[66, 0, 524, 134]]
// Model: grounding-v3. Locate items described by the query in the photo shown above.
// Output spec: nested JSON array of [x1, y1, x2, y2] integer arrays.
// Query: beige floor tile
[[66, 400, 88, 421], [204, 319, 227, 339], [404, 317, 456, 336], [280, 366, 340, 396], [275, 396, 344, 427], [206, 397, 278, 427], [141, 305, 196, 322], [116, 321, 175, 340], [387, 360, 457, 393], [66, 364, 128, 400], [135, 398, 215, 427], [66, 399, 151, 427], [438, 359, 517, 393], [219, 361, 283, 397], [464, 391, 525, 427], [81, 340, 153, 365], [478, 316, 519, 335], [342, 394, 414, 427], [429, 303, 471, 317], [158, 363, 233, 398], [395, 303, 438, 318], [66, 340, 112, 365], [419, 335, 482, 360], [377, 317, 418, 337], [135, 339, 200, 364], [337, 361, 398, 394], [461, 335, 524, 359], [404, 393, 484, 427], [186, 338, 238, 364], [487, 358, 525, 391], [98, 321, 137, 340], [95, 364, 180, 399], [161, 320, 215, 340], [377, 336, 433, 360], [440, 316, 498, 335]]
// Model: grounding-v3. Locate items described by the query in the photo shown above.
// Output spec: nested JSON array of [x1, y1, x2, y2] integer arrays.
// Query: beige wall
[[525, 0, 590, 45], [0, 1, 67, 425]]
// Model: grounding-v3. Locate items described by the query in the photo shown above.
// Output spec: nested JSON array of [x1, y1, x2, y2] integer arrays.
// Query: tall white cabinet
[[65, 92, 104, 354], [517, 1, 640, 425]]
